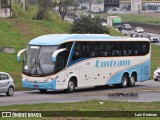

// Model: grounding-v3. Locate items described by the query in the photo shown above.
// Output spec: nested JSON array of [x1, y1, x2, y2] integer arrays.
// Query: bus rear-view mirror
[[17, 49, 26, 62], [52, 48, 66, 63]]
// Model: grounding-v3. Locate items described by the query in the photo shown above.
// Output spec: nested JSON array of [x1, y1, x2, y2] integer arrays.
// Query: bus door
[[73, 61, 92, 87], [71, 42, 93, 87]]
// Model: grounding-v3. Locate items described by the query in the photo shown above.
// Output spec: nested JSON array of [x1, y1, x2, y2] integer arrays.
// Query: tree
[[36, 0, 54, 20], [79, 0, 88, 8], [71, 16, 108, 34], [55, 0, 74, 21]]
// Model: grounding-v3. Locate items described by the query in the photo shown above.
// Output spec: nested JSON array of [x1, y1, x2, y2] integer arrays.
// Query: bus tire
[[6, 86, 14, 96], [66, 79, 75, 93], [39, 89, 47, 93], [128, 74, 136, 87], [120, 74, 128, 88], [154, 79, 158, 81]]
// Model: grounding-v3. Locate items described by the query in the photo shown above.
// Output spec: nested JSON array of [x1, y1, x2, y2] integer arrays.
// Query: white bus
[[17, 34, 150, 93]]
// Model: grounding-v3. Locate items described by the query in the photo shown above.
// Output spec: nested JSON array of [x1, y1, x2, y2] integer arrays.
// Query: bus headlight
[[45, 77, 56, 82], [22, 77, 28, 81], [48, 78, 52, 82]]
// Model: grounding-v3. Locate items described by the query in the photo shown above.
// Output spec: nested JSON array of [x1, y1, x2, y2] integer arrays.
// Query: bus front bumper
[[22, 80, 56, 90]]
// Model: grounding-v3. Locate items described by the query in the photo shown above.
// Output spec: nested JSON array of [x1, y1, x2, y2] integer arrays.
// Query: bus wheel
[[66, 79, 75, 93], [128, 74, 136, 87], [120, 74, 128, 88], [39, 89, 47, 93], [155, 79, 158, 81]]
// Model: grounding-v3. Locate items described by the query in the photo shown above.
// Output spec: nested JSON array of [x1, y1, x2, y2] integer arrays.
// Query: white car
[[123, 24, 132, 30], [153, 68, 160, 81], [148, 34, 160, 43], [0, 72, 15, 96], [134, 27, 144, 33]]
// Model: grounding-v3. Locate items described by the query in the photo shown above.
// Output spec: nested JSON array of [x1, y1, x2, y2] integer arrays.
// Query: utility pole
[[10, 0, 12, 17], [89, 0, 92, 16]]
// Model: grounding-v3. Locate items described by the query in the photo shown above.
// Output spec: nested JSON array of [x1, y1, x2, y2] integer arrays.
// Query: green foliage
[[108, 28, 123, 36], [12, 3, 38, 19], [12, 3, 60, 22], [45, 10, 61, 22], [36, 0, 54, 20], [55, 0, 74, 20], [71, 16, 108, 34]]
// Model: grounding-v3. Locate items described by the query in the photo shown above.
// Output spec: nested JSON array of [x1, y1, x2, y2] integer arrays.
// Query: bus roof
[[28, 34, 149, 46]]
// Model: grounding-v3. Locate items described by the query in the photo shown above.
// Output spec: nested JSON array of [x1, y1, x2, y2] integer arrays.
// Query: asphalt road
[[0, 80, 160, 106]]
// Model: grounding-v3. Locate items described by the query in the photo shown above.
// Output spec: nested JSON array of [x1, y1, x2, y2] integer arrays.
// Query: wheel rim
[[69, 82, 74, 90], [130, 76, 135, 85], [9, 87, 14, 95], [122, 77, 127, 86]]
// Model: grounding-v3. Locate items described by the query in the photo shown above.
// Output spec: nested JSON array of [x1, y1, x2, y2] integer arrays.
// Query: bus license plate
[[33, 85, 39, 88]]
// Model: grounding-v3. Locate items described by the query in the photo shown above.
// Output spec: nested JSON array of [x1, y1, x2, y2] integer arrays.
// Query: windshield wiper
[[27, 58, 45, 76], [37, 58, 45, 76], [28, 58, 36, 75]]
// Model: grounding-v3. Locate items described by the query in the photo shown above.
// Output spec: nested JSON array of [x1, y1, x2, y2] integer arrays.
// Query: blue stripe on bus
[[107, 60, 150, 85], [68, 58, 91, 66], [22, 79, 57, 90], [67, 42, 76, 67]]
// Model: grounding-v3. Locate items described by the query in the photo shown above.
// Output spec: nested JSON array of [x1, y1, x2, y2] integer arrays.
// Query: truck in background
[[107, 16, 123, 31]]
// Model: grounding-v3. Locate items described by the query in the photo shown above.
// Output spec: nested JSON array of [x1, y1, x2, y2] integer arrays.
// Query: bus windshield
[[23, 45, 58, 76]]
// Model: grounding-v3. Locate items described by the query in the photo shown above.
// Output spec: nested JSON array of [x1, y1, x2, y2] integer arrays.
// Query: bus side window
[[72, 42, 87, 62], [87, 42, 98, 57], [142, 42, 149, 55], [99, 42, 108, 57]]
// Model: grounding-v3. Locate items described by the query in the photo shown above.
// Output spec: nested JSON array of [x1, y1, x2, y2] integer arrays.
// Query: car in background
[[153, 68, 160, 81], [139, 33, 148, 38], [121, 30, 129, 36], [0, 72, 15, 96], [130, 31, 138, 37], [155, 10, 160, 13], [134, 27, 144, 33], [148, 34, 160, 43], [123, 24, 132, 30]]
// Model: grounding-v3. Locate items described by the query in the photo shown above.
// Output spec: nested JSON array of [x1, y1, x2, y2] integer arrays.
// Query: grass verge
[[0, 100, 159, 120]]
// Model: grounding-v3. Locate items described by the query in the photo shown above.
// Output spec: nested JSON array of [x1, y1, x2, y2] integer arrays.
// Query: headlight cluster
[[45, 77, 56, 82], [22, 77, 28, 81]]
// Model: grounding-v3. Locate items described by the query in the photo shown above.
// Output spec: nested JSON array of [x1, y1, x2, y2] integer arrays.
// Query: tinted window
[[0, 74, 9, 80], [72, 42, 88, 61], [55, 42, 73, 73], [71, 41, 150, 62]]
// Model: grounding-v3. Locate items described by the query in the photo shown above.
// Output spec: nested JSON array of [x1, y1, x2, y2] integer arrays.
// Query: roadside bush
[[12, 4, 62, 23], [71, 16, 108, 34], [45, 10, 62, 22], [12, 4, 38, 19]]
